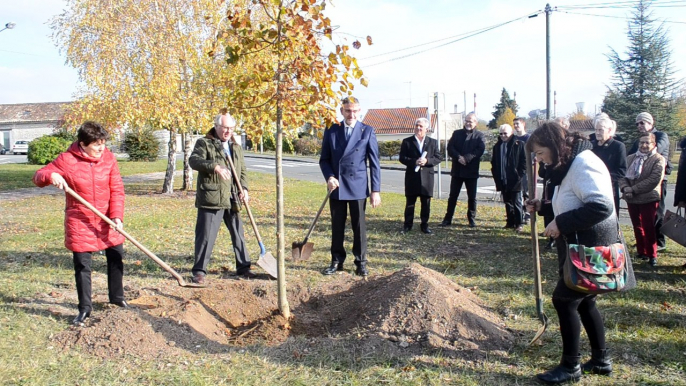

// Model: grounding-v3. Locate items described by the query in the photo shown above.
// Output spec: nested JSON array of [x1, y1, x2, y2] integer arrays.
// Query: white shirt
[[414, 135, 425, 152]]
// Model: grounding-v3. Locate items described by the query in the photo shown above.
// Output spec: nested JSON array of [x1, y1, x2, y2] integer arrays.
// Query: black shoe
[[110, 300, 128, 308], [440, 219, 452, 227], [649, 257, 657, 267], [238, 270, 257, 279], [581, 349, 612, 376], [191, 273, 206, 285], [401, 226, 412, 234], [355, 266, 369, 277], [323, 263, 344, 275], [469, 220, 476, 228], [73, 311, 91, 326], [536, 355, 581, 385], [421, 227, 433, 235]]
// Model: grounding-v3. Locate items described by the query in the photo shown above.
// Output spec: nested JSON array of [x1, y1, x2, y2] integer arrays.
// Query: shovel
[[224, 150, 278, 279], [292, 189, 331, 261], [525, 151, 548, 345], [63, 186, 206, 288]]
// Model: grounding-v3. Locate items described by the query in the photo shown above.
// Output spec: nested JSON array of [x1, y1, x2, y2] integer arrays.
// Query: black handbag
[[663, 209, 686, 247]]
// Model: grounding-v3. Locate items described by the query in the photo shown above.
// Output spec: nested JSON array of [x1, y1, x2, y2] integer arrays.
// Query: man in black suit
[[627, 112, 671, 251], [491, 124, 527, 232], [399, 117, 442, 234], [441, 112, 486, 227]]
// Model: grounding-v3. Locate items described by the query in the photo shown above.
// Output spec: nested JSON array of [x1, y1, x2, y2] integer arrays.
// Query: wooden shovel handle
[[302, 190, 331, 243], [223, 150, 264, 245]]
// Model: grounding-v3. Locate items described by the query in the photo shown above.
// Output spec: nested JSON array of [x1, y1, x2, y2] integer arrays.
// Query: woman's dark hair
[[525, 121, 584, 168], [77, 121, 109, 146]]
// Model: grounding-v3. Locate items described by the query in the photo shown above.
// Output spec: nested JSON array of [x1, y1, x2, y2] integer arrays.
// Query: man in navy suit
[[399, 117, 441, 234], [319, 96, 381, 276]]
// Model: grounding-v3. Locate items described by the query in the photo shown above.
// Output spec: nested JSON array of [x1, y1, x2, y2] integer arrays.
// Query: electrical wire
[[360, 10, 543, 68]]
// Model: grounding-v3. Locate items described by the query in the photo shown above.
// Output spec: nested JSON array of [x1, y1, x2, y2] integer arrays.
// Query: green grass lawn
[[1, 168, 685, 385]]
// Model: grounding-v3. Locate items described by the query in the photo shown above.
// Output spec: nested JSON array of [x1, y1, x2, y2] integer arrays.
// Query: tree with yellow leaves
[[51, 0, 239, 193], [219, 0, 369, 317]]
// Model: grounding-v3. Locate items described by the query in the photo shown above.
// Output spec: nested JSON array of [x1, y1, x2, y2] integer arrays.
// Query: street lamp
[[0, 22, 16, 33]]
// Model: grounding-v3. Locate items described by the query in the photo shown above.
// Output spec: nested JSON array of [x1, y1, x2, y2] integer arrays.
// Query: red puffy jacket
[[33, 142, 125, 252]]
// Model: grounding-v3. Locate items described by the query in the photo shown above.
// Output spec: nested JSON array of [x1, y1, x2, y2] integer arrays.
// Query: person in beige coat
[[620, 132, 665, 266]]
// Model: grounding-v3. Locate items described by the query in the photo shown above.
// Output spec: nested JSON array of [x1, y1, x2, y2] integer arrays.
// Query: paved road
[[0, 154, 27, 164], [243, 153, 679, 226]]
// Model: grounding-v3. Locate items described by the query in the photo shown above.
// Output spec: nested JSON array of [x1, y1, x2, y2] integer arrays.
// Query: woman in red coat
[[33, 121, 127, 325]]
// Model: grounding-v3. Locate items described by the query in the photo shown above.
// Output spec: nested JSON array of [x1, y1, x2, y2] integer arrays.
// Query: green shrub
[[261, 130, 295, 153], [378, 140, 401, 160], [123, 129, 160, 161], [27, 136, 72, 165], [293, 136, 322, 155]]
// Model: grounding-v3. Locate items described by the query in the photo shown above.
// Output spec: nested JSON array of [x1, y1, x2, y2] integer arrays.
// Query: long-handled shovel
[[64, 186, 206, 288], [291, 189, 331, 261], [224, 151, 278, 279], [526, 151, 548, 345]]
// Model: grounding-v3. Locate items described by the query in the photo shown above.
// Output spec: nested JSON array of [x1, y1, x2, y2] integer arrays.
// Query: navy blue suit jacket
[[319, 121, 381, 200]]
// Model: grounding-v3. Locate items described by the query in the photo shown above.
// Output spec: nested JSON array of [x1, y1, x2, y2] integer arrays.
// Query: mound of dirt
[[293, 263, 513, 355], [51, 264, 512, 359]]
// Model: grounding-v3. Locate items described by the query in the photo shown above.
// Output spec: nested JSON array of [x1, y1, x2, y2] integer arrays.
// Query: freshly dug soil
[[50, 263, 512, 359]]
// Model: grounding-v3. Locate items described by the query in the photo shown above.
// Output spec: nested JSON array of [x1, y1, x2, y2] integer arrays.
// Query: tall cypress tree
[[602, 0, 679, 144], [489, 88, 518, 129]]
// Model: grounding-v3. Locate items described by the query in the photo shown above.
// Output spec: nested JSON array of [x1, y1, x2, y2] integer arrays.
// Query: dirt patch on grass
[[51, 263, 512, 360]]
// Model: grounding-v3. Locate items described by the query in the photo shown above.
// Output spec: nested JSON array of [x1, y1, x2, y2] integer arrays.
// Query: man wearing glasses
[[491, 124, 527, 232], [319, 97, 381, 277], [189, 112, 254, 284], [441, 112, 486, 227], [628, 112, 671, 252]]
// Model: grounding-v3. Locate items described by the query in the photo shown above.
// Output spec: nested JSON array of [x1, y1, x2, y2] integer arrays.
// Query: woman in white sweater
[[526, 123, 618, 385]]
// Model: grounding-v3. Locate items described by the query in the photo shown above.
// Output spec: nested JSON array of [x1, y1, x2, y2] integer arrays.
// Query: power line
[[361, 10, 543, 68], [559, 9, 686, 24]]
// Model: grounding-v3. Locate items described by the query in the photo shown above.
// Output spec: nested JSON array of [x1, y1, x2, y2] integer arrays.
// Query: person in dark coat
[[319, 96, 381, 277], [491, 124, 527, 232], [513, 117, 531, 224], [441, 112, 486, 227], [674, 137, 686, 209], [627, 112, 671, 251], [399, 117, 442, 234], [591, 113, 627, 215], [189, 112, 254, 285]]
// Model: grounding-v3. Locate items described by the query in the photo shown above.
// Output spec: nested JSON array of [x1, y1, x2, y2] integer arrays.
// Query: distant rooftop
[[362, 107, 436, 135], [0, 102, 71, 124]]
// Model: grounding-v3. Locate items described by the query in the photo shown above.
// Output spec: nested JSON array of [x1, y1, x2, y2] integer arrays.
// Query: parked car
[[11, 140, 29, 155], [0, 144, 6, 155]]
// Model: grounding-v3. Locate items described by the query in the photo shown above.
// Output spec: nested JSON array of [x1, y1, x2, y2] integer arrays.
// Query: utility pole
[[545, 3, 552, 120], [434, 92, 442, 199]]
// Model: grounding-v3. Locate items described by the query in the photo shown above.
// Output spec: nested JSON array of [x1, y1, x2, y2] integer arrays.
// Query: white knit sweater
[[553, 150, 615, 220]]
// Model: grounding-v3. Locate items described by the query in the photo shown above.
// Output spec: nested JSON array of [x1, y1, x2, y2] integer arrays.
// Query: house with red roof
[[362, 107, 462, 142], [0, 102, 71, 151]]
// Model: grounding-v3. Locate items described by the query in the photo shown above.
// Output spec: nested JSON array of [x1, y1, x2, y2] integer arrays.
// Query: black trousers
[[330, 198, 367, 267], [656, 180, 667, 248], [502, 190, 523, 227], [73, 243, 125, 314], [404, 195, 431, 229], [552, 280, 606, 356], [444, 176, 478, 223], [192, 207, 251, 276]]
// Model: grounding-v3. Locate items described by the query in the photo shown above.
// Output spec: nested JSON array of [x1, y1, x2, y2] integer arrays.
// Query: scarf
[[626, 148, 656, 179]]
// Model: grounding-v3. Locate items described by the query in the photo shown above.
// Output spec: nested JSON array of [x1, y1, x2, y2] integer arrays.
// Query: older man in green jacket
[[190, 112, 253, 284]]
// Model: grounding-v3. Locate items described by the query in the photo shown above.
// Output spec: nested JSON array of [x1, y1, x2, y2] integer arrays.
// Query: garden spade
[[291, 189, 330, 261], [224, 150, 278, 279], [525, 151, 548, 345], [64, 186, 206, 288]]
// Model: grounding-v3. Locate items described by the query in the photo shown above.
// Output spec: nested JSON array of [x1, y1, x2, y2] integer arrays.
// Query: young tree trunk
[[275, 102, 290, 319], [162, 128, 177, 194], [181, 132, 193, 191]]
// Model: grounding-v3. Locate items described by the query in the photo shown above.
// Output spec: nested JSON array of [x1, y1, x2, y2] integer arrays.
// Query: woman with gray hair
[[591, 113, 627, 215]]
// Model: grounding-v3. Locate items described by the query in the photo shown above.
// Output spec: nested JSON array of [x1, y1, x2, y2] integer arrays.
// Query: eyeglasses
[[638, 141, 654, 145], [216, 124, 235, 130], [499, 133, 509, 136], [636, 121, 648, 126]]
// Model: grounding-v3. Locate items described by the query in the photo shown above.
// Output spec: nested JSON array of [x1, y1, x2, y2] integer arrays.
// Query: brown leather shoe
[[191, 273, 206, 285]]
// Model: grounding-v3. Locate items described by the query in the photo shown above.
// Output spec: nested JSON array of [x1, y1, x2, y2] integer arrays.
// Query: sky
[[1, 0, 686, 121]]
